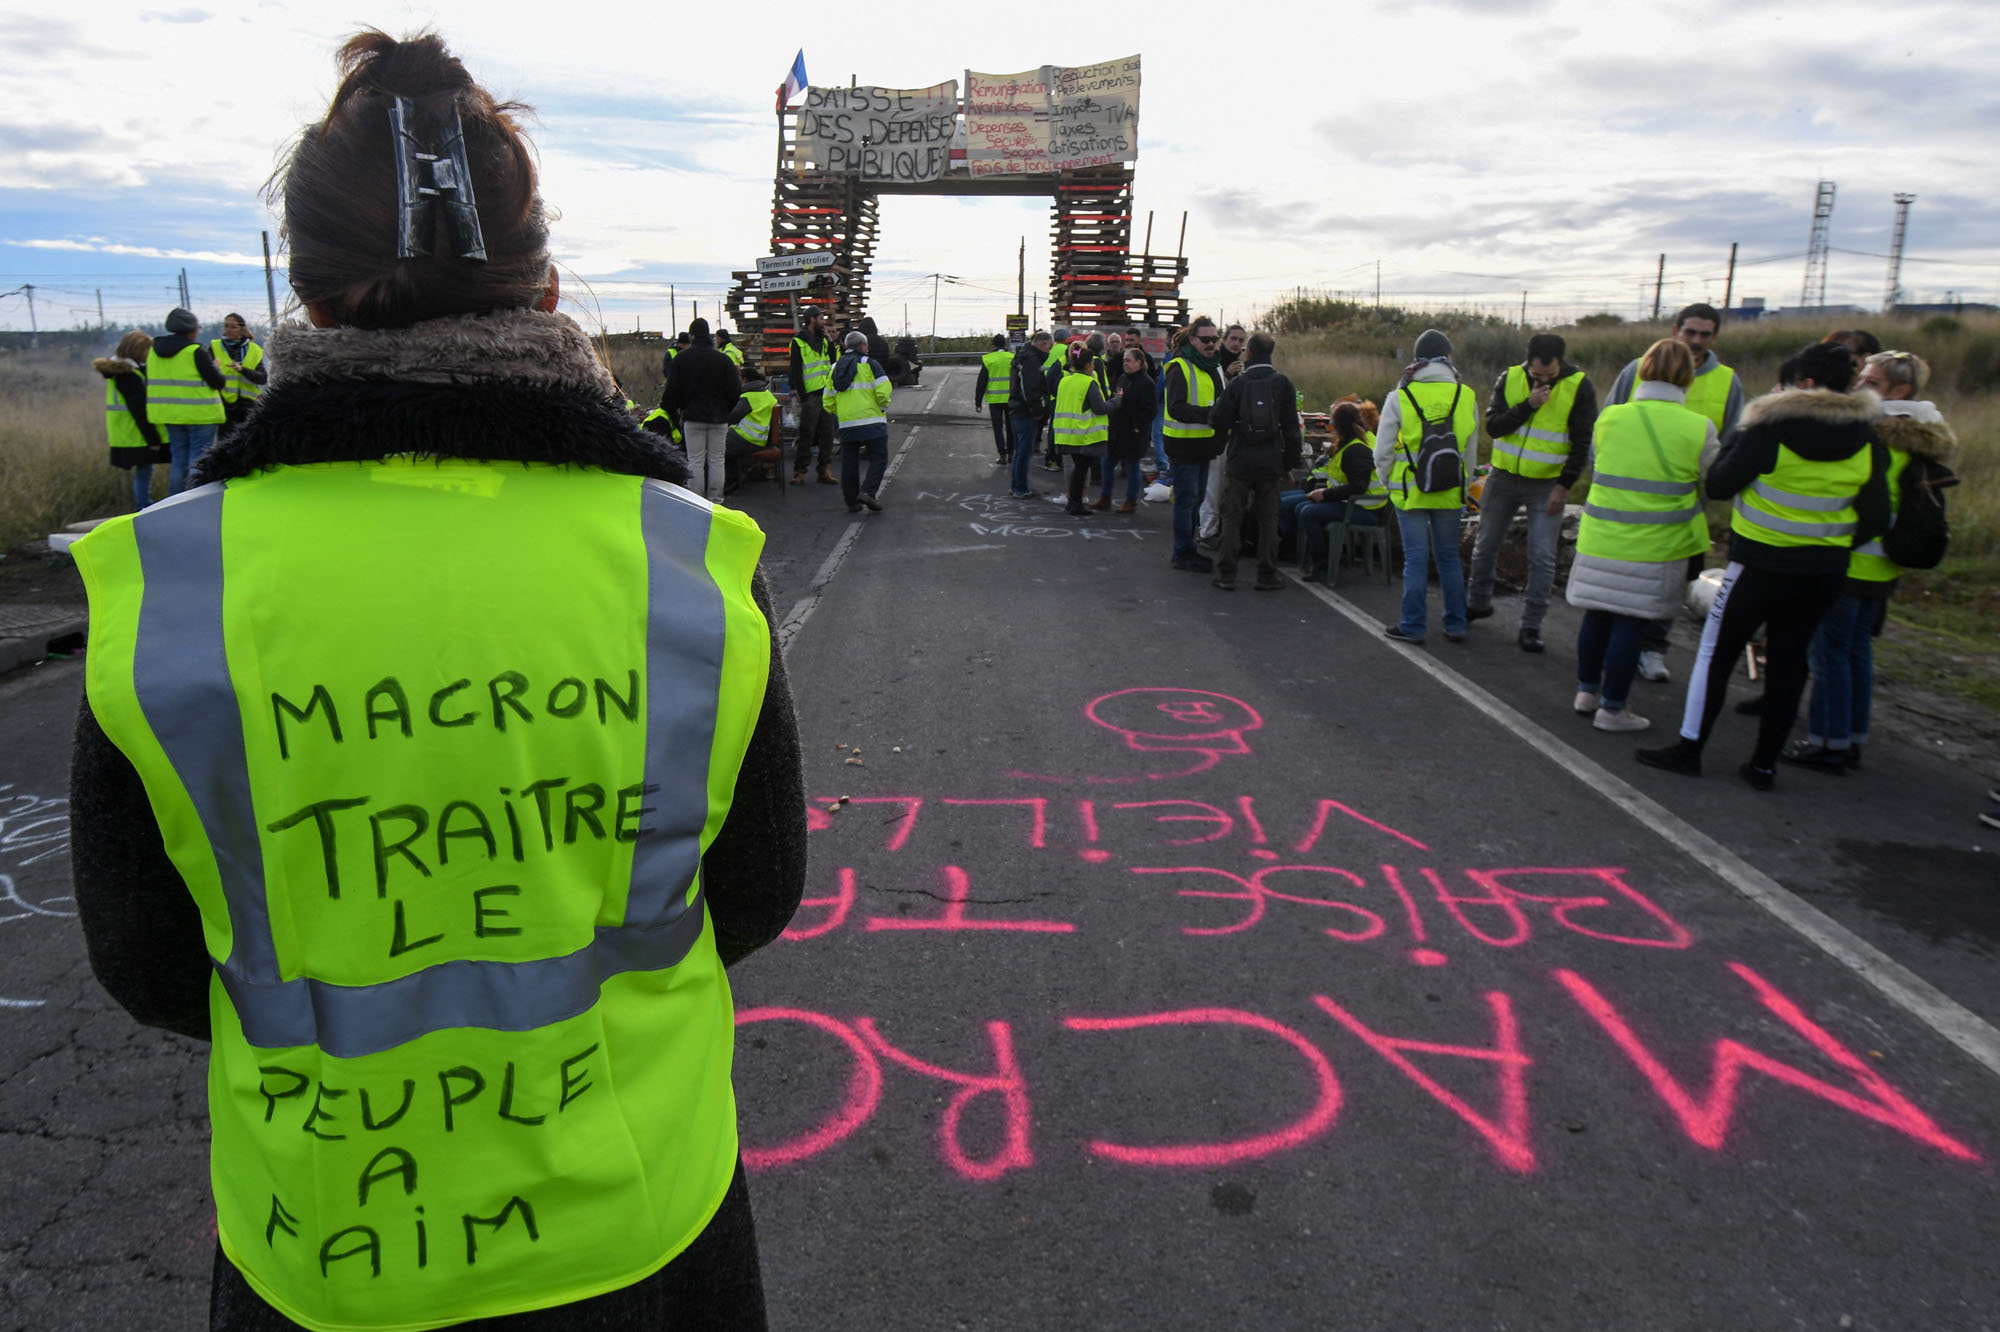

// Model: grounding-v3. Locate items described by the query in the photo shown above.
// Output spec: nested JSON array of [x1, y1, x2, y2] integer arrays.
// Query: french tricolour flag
[[781, 51, 808, 104]]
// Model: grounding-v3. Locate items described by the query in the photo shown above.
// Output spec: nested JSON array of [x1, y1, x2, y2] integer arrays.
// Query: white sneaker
[[1573, 691, 1601, 714], [1594, 708, 1652, 733], [1636, 651, 1670, 683]]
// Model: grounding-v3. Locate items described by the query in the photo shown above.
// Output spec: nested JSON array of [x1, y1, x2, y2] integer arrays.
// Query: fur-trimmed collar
[[93, 356, 137, 377], [191, 309, 689, 488], [1737, 385, 1878, 431], [265, 309, 619, 395], [1875, 410, 1956, 462]]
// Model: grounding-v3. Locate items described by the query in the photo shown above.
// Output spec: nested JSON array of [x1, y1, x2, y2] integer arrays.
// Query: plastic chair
[[1323, 513, 1391, 588]]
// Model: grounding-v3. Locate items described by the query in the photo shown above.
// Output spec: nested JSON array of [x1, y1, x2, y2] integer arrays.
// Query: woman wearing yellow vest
[[68, 31, 805, 1330], [93, 328, 169, 511], [1373, 329, 1476, 643], [1053, 339, 1122, 515], [1787, 350, 1957, 773], [1565, 340, 1719, 733], [1637, 341, 1890, 790]]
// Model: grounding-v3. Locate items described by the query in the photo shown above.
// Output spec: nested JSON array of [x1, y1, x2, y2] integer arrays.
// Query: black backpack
[[1879, 453, 1957, 569], [1240, 373, 1282, 447], [1399, 384, 1465, 494]]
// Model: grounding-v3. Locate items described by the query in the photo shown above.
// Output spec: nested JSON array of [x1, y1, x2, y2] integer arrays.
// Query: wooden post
[[1722, 242, 1738, 319], [1652, 254, 1666, 320]]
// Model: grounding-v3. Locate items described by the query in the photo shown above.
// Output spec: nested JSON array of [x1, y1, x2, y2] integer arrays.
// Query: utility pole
[[670, 284, 677, 332], [1651, 254, 1666, 320], [1374, 260, 1380, 310], [23, 284, 37, 347], [1017, 237, 1025, 317], [178, 267, 190, 309], [1519, 290, 1528, 327], [1722, 242, 1738, 319], [96, 289, 105, 327], [262, 230, 279, 329], [930, 273, 940, 353]]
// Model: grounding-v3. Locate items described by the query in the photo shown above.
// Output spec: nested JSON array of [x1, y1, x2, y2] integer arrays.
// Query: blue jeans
[[1806, 593, 1886, 747], [1466, 469, 1563, 631], [1277, 490, 1310, 541], [166, 423, 217, 494], [1170, 460, 1209, 561], [1296, 499, 1379, 565], [1009, 415, 1039, 494], [1104, 457, 1144, 503], [1394, 505, 1468, 639], [131, 465, 155, 510], [840, 432, 887, 505], [1576, 609, 1646, 711]]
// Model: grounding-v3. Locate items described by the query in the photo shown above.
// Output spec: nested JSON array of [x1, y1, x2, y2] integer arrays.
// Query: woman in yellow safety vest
[[93, 328, 170, 510], [67, 30, 804, 1331], [1283, 400, 1386, 578], [1637, 340, 1890, 789], [1564, 339, 1719, 733]]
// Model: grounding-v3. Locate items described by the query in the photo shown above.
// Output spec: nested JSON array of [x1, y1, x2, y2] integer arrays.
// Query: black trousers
[[988, 404, 1010, 458], [1064, 450, 1103, 506], [792, 395, 834, 473], [1217, 474, 1284, 581], [210, 1157, 766, 1330], [1683, 562, 1845, 770]]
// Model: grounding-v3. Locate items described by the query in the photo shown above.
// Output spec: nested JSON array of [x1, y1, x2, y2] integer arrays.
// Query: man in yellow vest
[[1466, 332, 1598, 653], [1603, 303, 1745, 683], [789, 307, 838, 485], [1374, 328, 1477, 643], [974, 333, 1015, 464], [212, 312, 269, 440], [826, 330, 893, 513], [146, 306, 229, 495], [717, 328, 744, 367], [1163, 318, 1227, 571], [1638, 341, 1889, 789], [723, 363, 783, 495]]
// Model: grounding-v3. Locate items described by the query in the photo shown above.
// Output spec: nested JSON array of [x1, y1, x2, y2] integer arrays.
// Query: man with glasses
[[1603, 303, 1745, 682], [1162, 318, 1227, 571]]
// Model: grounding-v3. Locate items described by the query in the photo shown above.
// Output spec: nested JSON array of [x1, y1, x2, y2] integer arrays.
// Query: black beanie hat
[[1412, 328, 1452, 361], [165, 307, 199, 335]]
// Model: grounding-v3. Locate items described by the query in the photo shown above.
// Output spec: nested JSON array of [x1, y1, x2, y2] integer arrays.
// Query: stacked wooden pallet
[[1048, 166, 1188, 331]]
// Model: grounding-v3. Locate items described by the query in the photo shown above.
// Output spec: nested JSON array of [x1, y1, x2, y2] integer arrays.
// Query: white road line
[[776, 370, 956, 658], [1287, 568, 2000, 1080]]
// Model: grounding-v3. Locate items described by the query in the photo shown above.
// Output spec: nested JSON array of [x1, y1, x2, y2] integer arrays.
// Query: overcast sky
[[4, 0, 1997, 337]]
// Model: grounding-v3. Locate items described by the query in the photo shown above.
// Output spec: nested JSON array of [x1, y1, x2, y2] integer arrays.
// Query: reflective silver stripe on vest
[[1590, 470, 1694, 497], [736, 417, 770, 444], [625, 481, 724, 926], [128, 479, 726, 1059], [1584, 502, 1702, 525], [1748, 477, 1855, 511], [1731, 493, 1855, 538], [1516, 424, 1569, 444], [1853, 538, 1887, 558], [1493, 438, 1568, 466], [106, 402, 131, 414]]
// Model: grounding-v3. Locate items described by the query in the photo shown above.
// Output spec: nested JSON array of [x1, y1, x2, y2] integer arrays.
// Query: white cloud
[[2, 0, 1997, 332]]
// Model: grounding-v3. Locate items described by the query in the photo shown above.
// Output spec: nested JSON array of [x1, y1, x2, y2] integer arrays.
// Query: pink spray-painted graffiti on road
[[748, 687, 1984, 1183], [1011, 687, 1264, 785]]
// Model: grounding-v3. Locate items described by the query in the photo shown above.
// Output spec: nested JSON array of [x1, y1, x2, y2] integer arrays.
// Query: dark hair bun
[[274, 29, 550, 329]]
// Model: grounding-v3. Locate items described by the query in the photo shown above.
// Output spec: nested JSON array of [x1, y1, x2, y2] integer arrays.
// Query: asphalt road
[[2, 367, 1996, 1330]]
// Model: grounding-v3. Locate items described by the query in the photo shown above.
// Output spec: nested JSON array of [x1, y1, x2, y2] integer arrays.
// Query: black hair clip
[[390, 96, 487, 263]]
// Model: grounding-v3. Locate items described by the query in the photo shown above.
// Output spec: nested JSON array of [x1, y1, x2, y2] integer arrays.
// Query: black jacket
[[1011, 344, 1052, 418], [75, 311, 806, 1042], [1484, 359, 1597, 488], [1205, 362, 1303, 481], [661, 336, 743, 423], [1707, 386, 1891, 576], [1108, 369, 1157, 461], [1161, 353, 1226, 463], [151, 332, 229, 392]]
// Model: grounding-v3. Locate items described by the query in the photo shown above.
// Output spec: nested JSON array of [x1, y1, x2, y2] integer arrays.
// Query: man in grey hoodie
[[826, 330, 893, 513]]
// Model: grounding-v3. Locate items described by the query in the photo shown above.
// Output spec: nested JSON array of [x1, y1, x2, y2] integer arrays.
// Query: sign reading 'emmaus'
[[798, 81, 958, 182]]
